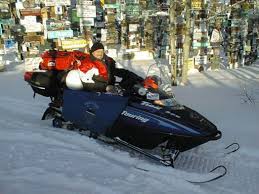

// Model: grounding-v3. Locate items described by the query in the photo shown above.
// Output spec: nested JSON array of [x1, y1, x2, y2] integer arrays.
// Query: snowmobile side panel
[[63, 89, 129, 134], [129, 101, 218, 136], [109, 106, 202, 149], [109, 105, 221, 150], [113, 106, 202, 136]]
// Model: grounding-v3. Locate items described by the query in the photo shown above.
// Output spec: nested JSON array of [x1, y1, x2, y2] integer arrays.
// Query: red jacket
[[39, 50, 108, 81], [78, 53, 108, 81]]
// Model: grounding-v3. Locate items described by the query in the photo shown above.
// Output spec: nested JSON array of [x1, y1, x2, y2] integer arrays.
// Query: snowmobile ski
[[224, 143, 240, 155], [193, 142, 240, 159], [134, 164, 227, 184], [114, 137, 227, 183], [185, 165, 227, 183]]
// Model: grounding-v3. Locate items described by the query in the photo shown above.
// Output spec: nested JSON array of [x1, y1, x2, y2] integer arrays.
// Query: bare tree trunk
[[170, 0, 177, 85], [181, 0, 192, 85], [83, 26, 91, 53]]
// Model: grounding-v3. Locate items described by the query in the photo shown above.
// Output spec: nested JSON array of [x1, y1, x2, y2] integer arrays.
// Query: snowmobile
[[24, 58, 239, 183]]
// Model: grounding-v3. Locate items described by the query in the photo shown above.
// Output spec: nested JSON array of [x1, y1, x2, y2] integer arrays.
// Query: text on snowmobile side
[[121, 111, 149, 123]]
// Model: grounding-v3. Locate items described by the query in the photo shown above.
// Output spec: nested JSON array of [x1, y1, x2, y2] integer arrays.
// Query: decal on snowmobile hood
[[140, 101, 162, 110], [121, 110, 149, 123], [165, 110, 181, 119]]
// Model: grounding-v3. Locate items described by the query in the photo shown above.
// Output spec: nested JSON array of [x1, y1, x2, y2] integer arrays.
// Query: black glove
[[93, 75, 108, 83]]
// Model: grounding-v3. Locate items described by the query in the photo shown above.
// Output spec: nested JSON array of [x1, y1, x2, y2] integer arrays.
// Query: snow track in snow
[[0, 96, 46, 117], [174, 148, 259, 193]]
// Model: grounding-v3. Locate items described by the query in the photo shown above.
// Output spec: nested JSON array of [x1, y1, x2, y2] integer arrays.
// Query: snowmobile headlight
[[154, 98, 176, 107]]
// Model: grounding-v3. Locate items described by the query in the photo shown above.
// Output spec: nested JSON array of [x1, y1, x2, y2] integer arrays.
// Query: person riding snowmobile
[[66, 42, 144, 93], [88, 42, 144, 92], [66, 51, 109, 92]]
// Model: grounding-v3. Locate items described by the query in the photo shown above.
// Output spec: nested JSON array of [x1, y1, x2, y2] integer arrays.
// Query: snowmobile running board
[[114, 137, 228, 183], [114, 137, 173, 166]]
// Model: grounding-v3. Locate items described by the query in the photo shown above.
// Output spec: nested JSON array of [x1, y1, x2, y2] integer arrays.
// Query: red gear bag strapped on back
[[39, 50, 79, 70], [39, 50, 108, 81]]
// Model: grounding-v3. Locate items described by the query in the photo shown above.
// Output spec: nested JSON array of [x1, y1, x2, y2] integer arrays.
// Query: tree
[[169, 0, 177, 85], [181, 0, 192, 85]]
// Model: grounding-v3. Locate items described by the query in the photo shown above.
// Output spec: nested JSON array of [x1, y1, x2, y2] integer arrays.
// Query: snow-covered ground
[[0, 49, 259, 194]]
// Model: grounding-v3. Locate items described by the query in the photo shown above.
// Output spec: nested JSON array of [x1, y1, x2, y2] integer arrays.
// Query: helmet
[[65, 70, 83, 90], [143, 75, 160, 89]]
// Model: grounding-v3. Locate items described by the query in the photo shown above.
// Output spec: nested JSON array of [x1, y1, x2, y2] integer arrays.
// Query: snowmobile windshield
[[144, 63, 174, 96], [134, 63, 182, 108], [145, 63, 174, 96]]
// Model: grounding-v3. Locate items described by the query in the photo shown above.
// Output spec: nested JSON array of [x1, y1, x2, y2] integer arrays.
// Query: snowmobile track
[[174, 153, 225, 173]]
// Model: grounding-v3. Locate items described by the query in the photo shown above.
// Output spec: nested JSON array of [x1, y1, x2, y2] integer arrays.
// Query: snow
[[0, 48, 259, 194]]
